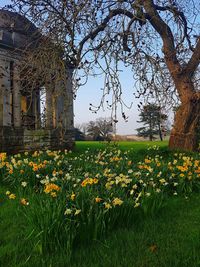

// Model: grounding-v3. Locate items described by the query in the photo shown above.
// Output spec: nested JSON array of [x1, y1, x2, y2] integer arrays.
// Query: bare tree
[[86, 120, 101, 141], [86, 118, 113, 141], [7, 0, 200, 151], [96, 117, 113, 140], [75, 123, 87, 135]]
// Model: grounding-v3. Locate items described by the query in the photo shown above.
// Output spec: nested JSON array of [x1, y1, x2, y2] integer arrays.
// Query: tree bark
[[143, 0, 200, 151], [158, 125, 163, 141], [169, 93, 200, 151]]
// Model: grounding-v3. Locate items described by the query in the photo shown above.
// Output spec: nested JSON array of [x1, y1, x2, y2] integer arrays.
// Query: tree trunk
[[159, 128, 163, 141], [149, 114, 152, 141], [158, 122, 163, 141], [169, 95, 200, 151]]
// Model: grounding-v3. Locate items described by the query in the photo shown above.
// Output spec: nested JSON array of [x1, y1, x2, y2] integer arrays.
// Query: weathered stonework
[[0, 127, 74, 153], [0, 9, 74, 153]]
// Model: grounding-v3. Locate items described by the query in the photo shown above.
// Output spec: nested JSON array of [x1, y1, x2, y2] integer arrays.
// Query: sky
[[0, 0, 151, 135], [74, 67, 140, 134]]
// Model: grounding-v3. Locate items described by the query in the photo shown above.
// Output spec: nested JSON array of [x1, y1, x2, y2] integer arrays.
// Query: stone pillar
[[13, 63, 21, 127], [35, 89, 41, 129], [0, 59, 12, 126], [45, 85, 53, 128], [0, 61, 3, 126], [54, 79, 64, 128], [53, 68, 74, 131], [64, 68, 74, 130], [32, 89, 40, 129], [56, 93, 64, 128]]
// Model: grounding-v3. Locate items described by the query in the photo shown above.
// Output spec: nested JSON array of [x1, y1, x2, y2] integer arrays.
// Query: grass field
[[71, 195, 200, 267], [1, 141, 200, 267], [75, 140, 168, 152]]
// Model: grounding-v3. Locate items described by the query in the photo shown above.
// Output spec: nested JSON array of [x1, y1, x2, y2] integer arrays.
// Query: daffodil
[[50, 192, 57, 197], [8, 193, 16, 199], [134, 202, 140, 208], [71, 192, 76, 201], [104, 202, 112, 209], [112, 198, 123, 206], [21, 181, 27, 187], [64, 209, 72, 215], [74, 209, 81, 216], [44, 183, 61, 194], [159, 178, 166, 184], [20, 198, 29, 205], [95, 197, 102, 203]]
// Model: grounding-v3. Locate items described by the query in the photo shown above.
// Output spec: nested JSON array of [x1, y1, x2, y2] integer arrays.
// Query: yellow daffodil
[[20, 198, 29, 205], [134, 202, 140, 208], [44, 183, 61, 194], [112, 198, 123, 206], [50, 192, 57, 197], [71, 193, 76, 201], [0, 153, 6, 161], [74, 209, 81, 216], [8, 193, 16, 199], [64, 209, 72, 215], [95, 197, 102, 203], [104, 202, 112, 209], [159, 178, 166, 184]]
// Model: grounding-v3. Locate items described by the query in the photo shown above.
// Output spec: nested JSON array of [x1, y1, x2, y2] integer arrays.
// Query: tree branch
[[185, 37, 200, 76], [142, 0, 182, 77], [77, 8, 135, 64], [154, 4, 194, 52]]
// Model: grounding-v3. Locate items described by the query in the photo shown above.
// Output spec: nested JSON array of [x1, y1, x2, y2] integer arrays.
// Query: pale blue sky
[[0, 0, 148, 134], [75, 67, 140, 134]]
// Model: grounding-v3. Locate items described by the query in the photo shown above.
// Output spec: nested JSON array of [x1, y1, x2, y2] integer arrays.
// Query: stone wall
[[0, 126, 24, 153], [0, 126, 75, 154], [23, 128, 75, 151]]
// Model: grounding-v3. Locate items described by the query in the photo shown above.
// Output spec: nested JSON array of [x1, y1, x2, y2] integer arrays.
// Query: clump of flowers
[[81, 177, 99, 187], [2, 144, 200, 255], [0, 153, 7, 162], [44, 183, 61, 197]]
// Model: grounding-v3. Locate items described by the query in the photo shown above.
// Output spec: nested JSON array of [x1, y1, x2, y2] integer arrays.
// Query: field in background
[[75, 140, 169, 152]]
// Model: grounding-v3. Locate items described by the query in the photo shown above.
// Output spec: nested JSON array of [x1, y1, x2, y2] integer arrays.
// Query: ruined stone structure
[[0, 9, 74, 153]]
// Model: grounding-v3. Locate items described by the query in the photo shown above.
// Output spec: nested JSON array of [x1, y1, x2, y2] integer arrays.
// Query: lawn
[[75, 140, 168, 152], [1, 141, 200, 267]]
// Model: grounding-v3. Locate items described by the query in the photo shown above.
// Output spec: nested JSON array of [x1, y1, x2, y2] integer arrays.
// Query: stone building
[[0, 9, 74, 153]]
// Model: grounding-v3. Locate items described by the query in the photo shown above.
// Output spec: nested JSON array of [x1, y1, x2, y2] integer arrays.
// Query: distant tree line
[[74, 118, 113, 141]]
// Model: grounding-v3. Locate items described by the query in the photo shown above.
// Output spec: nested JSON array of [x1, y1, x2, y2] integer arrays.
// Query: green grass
[[76, 141, 175, 167], [1, 141, 200, 267], [1, 193, 200, 267], [74, 141, 169, 163], [75, 140, 168, 152], [71, 195, 200, 267]]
